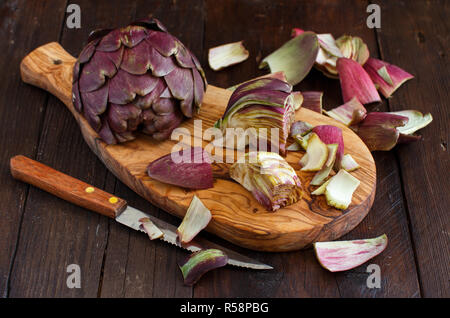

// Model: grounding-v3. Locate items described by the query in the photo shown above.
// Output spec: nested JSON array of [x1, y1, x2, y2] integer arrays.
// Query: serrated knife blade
[[10, 155, 273, 271], [116, 206, 273, 270]]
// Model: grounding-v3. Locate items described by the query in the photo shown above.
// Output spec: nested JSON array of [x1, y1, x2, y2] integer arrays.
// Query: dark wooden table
[[1, 0, 448, 298]]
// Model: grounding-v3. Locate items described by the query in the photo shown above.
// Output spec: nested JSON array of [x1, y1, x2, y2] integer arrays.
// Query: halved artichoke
[[214, 78, 296, 155], [72, 17, 207, 144], [229, 152, 303, 211]]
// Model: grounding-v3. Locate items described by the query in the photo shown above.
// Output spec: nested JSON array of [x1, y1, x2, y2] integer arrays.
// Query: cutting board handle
[[20, 42, 106, 157], [20, 42, 76, 110], [10, 155, 127, 219]]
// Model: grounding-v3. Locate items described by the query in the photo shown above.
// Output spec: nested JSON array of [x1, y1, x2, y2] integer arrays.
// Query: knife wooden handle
[[10, 155, 127, 218]]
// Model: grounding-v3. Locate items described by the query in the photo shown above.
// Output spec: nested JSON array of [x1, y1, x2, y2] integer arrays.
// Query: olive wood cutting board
[[19, 42, 376, 251]]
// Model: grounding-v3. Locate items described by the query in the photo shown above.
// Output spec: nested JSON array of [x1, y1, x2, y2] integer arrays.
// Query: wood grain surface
[[376, 0, 449, 297], [2, 0, 446, 298], [19, 41, 376, 251]]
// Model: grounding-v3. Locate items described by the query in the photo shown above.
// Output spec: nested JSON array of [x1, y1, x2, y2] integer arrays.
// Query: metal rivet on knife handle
[[9, 155, 127, 218], [85, 186, 95, 193], [109, 196, 119, 204]]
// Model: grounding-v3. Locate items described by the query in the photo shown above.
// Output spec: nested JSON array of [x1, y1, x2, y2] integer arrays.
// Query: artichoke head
[[72, 17, 207, 144]]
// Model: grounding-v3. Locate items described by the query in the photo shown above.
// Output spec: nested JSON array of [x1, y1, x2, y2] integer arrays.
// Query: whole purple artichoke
[[72, 17, 207, 144]]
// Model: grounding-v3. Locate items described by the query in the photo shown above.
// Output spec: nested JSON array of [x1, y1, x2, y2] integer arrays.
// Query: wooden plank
[[18, 34, 378, 251], [7, 0, 135, 297], [100, 179, 192, 297], [3, 0, 428, 297], [7, 69, 111, 296], [99, 0, 203, 297], [0, 0, 68, 297], [375, 0, 449, 297], [194, 0, 420, 297]]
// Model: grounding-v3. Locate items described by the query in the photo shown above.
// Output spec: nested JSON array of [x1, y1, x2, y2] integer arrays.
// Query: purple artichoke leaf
[[141, 108, 156, 124], [132, 16, 168, 33], [357, 125, 400, 151], [154, 111, 181, 131], [72, 61, 80, 84], [148, 47, 177, 77], [234, 77, 292, 94], [290, 120, 313, 137], [98, 118, 117, 144], [94, 51, 120, 76], [224, 90, 291, 122], [120, 40, 151, 75], [232, 78, 292, 101], [108, 69, 137, 104], [78, 64, 105, 93], [146, 31, 178, 57], [119, 25, 147, 48], [174, 43, 196, 68], [222, 78, 291, 115], [83, 106, 102, 132], [189, 48, 203, 71], [109, 70, 159, 103], [314, 234, 387, 272], [106, 106, 127, 133], [96, 29, 122, 52], [152, 98, 177, 115], [159, 86, 173, 98], [356, 112, 409, 151], [361, 112, 409, 128], [165, 67, 194, 101], [127, 115, 142, 131], [114, 131, 136, 143], [180, 88, 194, 118], [151, 129, 173, 141], [134, 79, 166, 109], [126, 72, 159, 96], [363, 58, 414, 98], [398, 133, 421, 144], [324, 97, 367, 126], [103, 46, 124, 69], [81, 83, 109, 115], [337, 57, 381, 104], [147, 147, 214, 189], [107, 103, 141, 133], [178, 249, 228, 286], [78, 40, 97, 63], [87, 28, 113, 44], [151, 109, 184, 140], [301, 91, 323, 114], [192, 68, 205, 109], [142, 121, 157, 134], [189, 50, 208, 90], [72, 83, 82, 112], [79, 53, 117, 92], [311, 125, 345, 161], [121, 103, 142, 116]]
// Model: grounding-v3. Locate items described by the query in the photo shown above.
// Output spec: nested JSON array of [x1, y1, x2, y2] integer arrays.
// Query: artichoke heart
[[229, 152, 303, 211]]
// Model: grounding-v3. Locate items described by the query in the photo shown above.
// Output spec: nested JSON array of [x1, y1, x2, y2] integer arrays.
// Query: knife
[[10, 155, 272, 270]]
